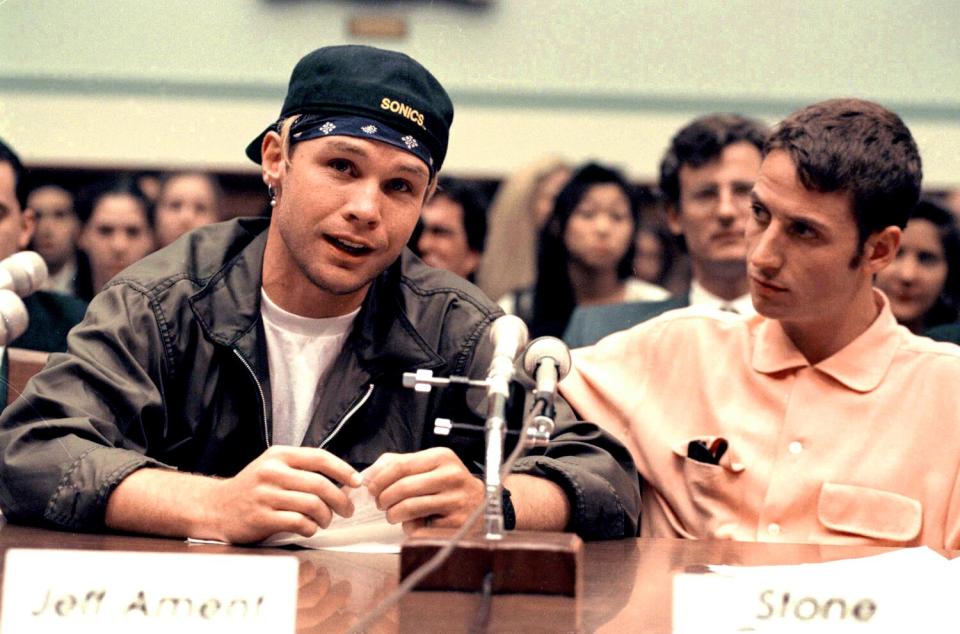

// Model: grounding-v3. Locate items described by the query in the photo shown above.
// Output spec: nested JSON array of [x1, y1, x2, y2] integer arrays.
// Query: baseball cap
[[245, 45, 454, 173]]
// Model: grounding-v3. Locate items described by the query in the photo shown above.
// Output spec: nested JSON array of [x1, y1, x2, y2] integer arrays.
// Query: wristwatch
[[502, 486, 516, 530]]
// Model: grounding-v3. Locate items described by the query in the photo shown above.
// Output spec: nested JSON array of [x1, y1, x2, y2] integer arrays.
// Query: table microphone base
[[400, 528, 582, 596]]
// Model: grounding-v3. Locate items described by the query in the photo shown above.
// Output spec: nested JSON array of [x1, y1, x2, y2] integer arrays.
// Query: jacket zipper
[[319, 383, 374, 449], [233, 348, 271, 447]]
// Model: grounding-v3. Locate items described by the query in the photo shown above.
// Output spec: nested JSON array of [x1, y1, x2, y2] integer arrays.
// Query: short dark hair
[[77, 175, 154, 228], [659, 114, 768, 206], [0, 137, 27, 209], [765, 98, 922, 253], [434, 177, 489, 254]]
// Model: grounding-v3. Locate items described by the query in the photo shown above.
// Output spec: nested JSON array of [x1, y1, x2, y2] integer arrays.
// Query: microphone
[[0, 289, 29, 345], [521, 336, 572, 403], [520, 336, 572, 446], [482, 315, 528, 539], [485, 315, 529, 400], [0, 252, 47, 297]]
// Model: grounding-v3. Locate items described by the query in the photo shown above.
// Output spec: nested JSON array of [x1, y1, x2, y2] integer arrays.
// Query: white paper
[[261, 486, 404, 553]]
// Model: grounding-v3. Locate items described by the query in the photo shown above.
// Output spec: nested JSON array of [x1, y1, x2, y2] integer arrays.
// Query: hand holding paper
[[205, 445, 363, 544], [362, 448, 485, 534], [263, 485, 405, 552]]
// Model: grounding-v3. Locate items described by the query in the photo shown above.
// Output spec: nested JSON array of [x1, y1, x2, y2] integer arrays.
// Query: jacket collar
[[188, 221, 443, 373], [349, 249, 446, 374], [188, 219, 269, 350], [751, 290, 901, 393]]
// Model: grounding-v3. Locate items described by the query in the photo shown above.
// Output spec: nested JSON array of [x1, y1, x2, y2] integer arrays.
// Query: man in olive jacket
[[0, 46, 639, 544]]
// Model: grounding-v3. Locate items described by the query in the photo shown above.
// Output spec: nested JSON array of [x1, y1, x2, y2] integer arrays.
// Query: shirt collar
[[688, 279, 756, 316], [751, 290, 902, 392]]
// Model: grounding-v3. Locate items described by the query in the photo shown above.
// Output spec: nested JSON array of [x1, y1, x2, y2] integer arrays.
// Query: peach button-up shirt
[[560, 293, 960, 548]]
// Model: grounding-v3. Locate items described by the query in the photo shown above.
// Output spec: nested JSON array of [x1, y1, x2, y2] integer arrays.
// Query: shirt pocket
[[669, 438, 745, 537], [817, 482, 922, 544]]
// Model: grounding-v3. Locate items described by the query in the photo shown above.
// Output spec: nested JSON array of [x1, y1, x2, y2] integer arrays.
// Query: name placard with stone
[[672, 558, 952, 633]]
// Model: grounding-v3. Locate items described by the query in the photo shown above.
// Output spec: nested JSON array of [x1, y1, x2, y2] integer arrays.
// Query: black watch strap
[[501, 486, 516, 530]]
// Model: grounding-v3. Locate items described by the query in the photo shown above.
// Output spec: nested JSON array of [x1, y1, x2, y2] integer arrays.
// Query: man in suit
[[414, 176, 488, 282], [564, 114, 767, 347]]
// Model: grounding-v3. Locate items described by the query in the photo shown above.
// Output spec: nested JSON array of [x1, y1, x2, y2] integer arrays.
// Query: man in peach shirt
[[561, 98, 960, 548]]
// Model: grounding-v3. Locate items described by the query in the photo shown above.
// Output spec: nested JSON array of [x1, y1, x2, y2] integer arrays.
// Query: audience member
[[475, 157, 570, 301], [564, 114, 767, 347], [0, 139, 87, 353], [75, 176, 155, 300], [0, 45, 639, 543], [154, 171, 223, 248], [26, 184, 83, 296], [499, 162, 669, 339], [874, 198, 960, 333], [413, 176, 488, 282], [562, 98, 960, 548], [632, 225, 674, 288]]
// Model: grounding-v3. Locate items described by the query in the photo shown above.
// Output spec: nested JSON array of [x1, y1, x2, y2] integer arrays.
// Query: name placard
[[672, 569, 949, 633], [1, 548, 299, 634]]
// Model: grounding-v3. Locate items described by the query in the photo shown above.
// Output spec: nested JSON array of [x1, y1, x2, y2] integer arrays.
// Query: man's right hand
[[104, 446, 363, 544]]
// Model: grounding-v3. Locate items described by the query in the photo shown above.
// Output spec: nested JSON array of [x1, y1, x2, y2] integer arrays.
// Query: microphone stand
[[482, 352, 512, 540], [398, 368, 583, 598]]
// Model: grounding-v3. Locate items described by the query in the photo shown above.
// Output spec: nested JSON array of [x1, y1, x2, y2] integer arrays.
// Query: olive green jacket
[[0, 218, 639, 538]]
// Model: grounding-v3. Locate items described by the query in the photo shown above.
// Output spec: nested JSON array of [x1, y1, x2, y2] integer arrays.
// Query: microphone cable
[[347, 398, 548, 633]]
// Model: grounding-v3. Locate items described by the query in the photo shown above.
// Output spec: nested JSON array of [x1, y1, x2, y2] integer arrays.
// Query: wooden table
[[0, 521, 903, 633]]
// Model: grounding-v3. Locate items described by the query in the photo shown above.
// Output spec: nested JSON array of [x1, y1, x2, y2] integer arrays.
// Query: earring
[[268, 185, 277, 208]]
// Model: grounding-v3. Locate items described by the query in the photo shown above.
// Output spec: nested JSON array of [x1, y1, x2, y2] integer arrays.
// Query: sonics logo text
[[380, 98, 426, 129]]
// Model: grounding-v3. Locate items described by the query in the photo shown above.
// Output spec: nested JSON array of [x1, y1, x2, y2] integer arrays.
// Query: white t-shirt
[[260, 290, 359, 447]]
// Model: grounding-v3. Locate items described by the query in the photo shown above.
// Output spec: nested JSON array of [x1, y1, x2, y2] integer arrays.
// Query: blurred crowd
[[4, 110, 960, 354]]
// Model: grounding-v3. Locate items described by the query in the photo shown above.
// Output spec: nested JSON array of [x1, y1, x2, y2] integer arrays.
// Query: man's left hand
[[362, 448, 484, 533]]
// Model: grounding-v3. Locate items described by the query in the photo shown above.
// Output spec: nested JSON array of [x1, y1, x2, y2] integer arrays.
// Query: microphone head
[[521, 336, 572, 381], [0, 251, 47, 297], [0, 289, 29, 345], [488, 314, 529, 361]]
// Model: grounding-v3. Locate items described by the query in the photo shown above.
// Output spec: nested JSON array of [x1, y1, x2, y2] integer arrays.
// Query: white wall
[[2, 0, 958, 185]]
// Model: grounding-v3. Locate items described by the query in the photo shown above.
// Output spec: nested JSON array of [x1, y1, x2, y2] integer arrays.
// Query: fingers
[[217, 447, 365, 543], [269, 489, 336, 529], [402, 518, 430, 536], [274, 446, 363, 488], [363, 448, 484, 526], [386, 491, 461, 524], [375, 467, 455, 511], [258, 510, 320, 541], [252, 447, 360, 518], [363, 447, 455, 496], [268, 468, 354, 519]]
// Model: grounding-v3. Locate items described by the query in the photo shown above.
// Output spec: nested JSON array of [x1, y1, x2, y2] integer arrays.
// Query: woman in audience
[[499, 162, 670, 338], [875, 198, 960, 333], [633, 224, 675, 288], [154, 171, 222, 249], [76, 176, 155, 300], [475, 157, 571, 302]]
